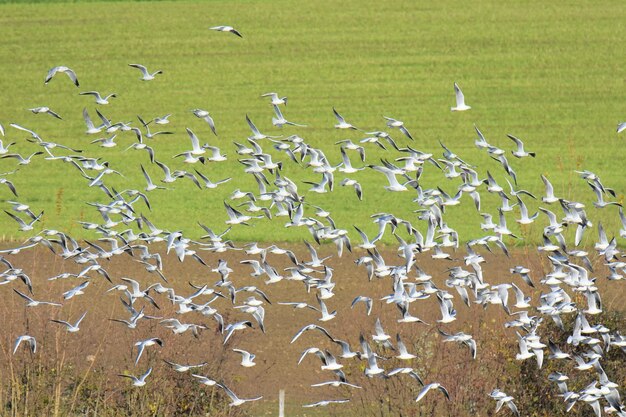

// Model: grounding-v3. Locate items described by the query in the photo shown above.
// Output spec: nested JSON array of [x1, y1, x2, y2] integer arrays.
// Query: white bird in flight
[[261, 92, 287, 106], [215, 382, 262, 406], [80, 91, 117, 105], [118, 368, 152, 387], [13, 335, 37, 354], [451, 82, 471, 111], [50, 311, 87, 333], [29, 107, 62, 120], [128, 64, 163, 81], [210, 26, 243, 38], [45, 66, 79, 87]]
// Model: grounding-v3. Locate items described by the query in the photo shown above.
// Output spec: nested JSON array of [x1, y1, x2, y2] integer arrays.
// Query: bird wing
[[454, 82, 465, 107]]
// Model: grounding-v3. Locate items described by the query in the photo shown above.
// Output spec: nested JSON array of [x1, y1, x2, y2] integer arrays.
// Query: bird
[[191, 109, 217, 135], [163, 360, 207, 373], [489, 389, 520, 416], [62, 281, 90, 300], [29, 106, 62, 119], [332, 108, 358, 130], [13, 335, 36, 354], [118, 368, 152, 387], [272, 105, 306, 128], [215, 382, 262, 406], [351, 295, 373, 315], [134, 338, 163, 366], [245, 114, 280, 140], [415, 382, 450, 402], [192, 374, 218, 386], [383, 116, 413, 140], [395, 333, 417, 360], [438, 329, 476, 359], [233, 349, 256, 367], [4, 210, 44, 231], [210, 26, 243, 38], [79, 91, 116, 105], [507, 134, 535, 158], [617, 122, 626, 133], [45, 66, 79, 87], [261, 92, 287, 106], [291, 324, 334, 344], [128, 64, 162, 81], [223, 321, 253, 344], [302, 399, 350, 407], [451, 82, 470, 111], [1, 152, 44, 166], [13, 289, 62, 307], [50, 311, 87, 333]]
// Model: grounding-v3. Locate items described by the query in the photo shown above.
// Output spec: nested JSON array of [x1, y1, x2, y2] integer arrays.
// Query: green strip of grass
[[0, 0, 624, 244]]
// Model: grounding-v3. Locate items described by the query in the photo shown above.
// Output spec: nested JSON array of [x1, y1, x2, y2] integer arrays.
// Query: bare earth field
[[1, 243, 624, 416]]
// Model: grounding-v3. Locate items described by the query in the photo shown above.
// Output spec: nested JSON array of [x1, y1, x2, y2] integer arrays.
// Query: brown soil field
[[1, 242, 624, 416]]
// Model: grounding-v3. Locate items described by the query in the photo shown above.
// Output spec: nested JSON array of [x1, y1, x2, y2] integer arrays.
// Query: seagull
[[118, 368, 152, 387], [194, 169, 231, 189], [415, 382, 450, 402], [311, 380, 361, 389], [192, 374, 218, 386], [369, 164, 409, 192], [224, 202, 261, 225], [383, 116, 413, 140], [245, 115, 280, 140], [540, 174, 560, 204], [163, 360, 207, 373], [50, 311, 87, 333], [272, 105, 306, 128], [351, 295, 373, 316], [140, 164, 167, 192], [128, 64, 162, 81], [0, 138, 16, 155], [45, 66, 79, 87], [438, 329, 476, 359], [80, 91, 116, 105], [333, 108, 358, 130], [233, 349, 256, 367], [4, 210, 44, 231], [223, 321, 253, 344], [82, 108, 105, 135], [386, 367, 424, 385], [261, 92, 287, 106], [302, 399, 350, 407], [191, 109, 217, 136], [588, 181, 621, 208], [63, 281, 90, 300], [29, 107, 62, 120], [617, 122, 626, 133], [1, 152, 44, 166], [291, 324, 334, 344], [215, 382, 263, 406], [13, 335, 36, 354], [507, 134, 535, 158], [451, 82, 470, 111], [210, 26, 243, 38], [13, 289, 62, 307], [372, 317, 392, 345], [153, 114, 171, 125], [134, 338, 163, 365], [0, 176, 17, 196], [395, 333, 417, 360], [489, 389, 520, 416]]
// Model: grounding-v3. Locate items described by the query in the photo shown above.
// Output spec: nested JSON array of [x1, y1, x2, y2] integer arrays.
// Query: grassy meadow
[[0, 0, 624, 243]]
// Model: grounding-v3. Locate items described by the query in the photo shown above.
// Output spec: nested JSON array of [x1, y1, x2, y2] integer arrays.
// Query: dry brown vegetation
[[1, 244, 624, 416]]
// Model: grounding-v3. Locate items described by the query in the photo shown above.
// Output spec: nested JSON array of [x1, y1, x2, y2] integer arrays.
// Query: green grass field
[[0, 0, 624, 243]]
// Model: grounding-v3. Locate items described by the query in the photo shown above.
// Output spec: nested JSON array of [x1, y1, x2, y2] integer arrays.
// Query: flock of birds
[[1, 25, 626, 416]]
